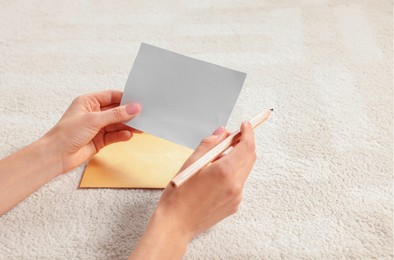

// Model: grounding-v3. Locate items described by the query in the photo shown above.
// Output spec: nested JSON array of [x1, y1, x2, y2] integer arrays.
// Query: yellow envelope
[[79, 130, 193, 189]]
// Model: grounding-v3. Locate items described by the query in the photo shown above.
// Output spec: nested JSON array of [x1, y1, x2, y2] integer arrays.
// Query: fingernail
[[213, 126, 225, 135], [126, 103, 141, 115]]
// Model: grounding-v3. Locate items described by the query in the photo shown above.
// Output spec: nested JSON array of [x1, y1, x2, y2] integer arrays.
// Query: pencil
[[171, 108, 273, 188]]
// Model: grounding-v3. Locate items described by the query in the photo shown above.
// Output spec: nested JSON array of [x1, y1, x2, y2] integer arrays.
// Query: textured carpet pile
[[0, 0, 392, 259]]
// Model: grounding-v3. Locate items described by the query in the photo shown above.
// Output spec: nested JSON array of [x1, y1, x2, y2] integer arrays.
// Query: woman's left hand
[[45, 90, 141, 173]]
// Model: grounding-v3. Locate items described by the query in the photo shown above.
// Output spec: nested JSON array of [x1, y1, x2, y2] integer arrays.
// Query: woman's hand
[[0, 90, 141, 215], [130, 122, 256, 259], [45, 90, 141, 173], [160, 122, 256, 238]]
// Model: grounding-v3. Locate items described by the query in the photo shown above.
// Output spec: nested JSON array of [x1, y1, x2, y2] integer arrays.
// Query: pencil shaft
[[171, 109, 272, 188]]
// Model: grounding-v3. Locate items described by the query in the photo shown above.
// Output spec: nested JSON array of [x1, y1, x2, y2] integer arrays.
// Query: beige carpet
[[0, 0, 392, 259]]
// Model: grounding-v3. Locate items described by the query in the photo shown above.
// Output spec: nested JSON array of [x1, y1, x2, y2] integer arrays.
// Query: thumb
[[97, 103, 141, 128]]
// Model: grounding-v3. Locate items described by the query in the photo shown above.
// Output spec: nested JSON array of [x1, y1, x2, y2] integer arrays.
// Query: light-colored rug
[[0, 0, 392, 259]]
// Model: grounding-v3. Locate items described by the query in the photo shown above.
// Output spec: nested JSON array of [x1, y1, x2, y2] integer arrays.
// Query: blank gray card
[[121, 43, 246, 149]]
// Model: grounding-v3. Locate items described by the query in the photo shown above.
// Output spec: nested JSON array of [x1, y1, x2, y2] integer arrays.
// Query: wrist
[[130, 207, 191, 259], [35, 132, 64, 177], [0, 130, 63, 215], [152, 205, 193, 243]]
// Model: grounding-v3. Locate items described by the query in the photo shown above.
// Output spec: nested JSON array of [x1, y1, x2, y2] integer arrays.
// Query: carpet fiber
[[0, 0, 392, 259]]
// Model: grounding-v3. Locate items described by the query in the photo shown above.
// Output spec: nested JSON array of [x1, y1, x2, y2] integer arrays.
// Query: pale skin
[[0, 90, 256, 259]]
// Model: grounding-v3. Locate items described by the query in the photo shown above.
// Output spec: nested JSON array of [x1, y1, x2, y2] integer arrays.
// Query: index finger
[[219, 121, 256, 173], [90, 90, 123, 107]]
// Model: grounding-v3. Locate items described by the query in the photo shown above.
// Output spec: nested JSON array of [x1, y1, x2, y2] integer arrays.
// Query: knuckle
[[216, 163, 231, 179], [200, 136, 215, 146], [234, 194, 243, 205], [74, 95, 89, 103], [227, 183, 242, 197], [72, 95, 84, 105], [230, 204, 240, 215], [112, 107, 124, 120], [251, 151, 257, 162], [243, 139, 256, 152]]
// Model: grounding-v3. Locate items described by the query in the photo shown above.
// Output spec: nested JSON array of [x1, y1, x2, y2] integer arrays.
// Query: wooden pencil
[[171, 108, 273, 188]]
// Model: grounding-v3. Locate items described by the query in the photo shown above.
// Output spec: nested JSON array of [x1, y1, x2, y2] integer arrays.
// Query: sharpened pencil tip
[[270, 108, 274, 111]]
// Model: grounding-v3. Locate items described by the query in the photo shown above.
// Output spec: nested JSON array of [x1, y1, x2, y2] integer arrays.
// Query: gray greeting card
[[121, 43, 246, 149]]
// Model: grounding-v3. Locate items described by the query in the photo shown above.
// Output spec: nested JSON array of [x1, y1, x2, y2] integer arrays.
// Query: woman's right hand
[[130, 121, 256, 260]]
